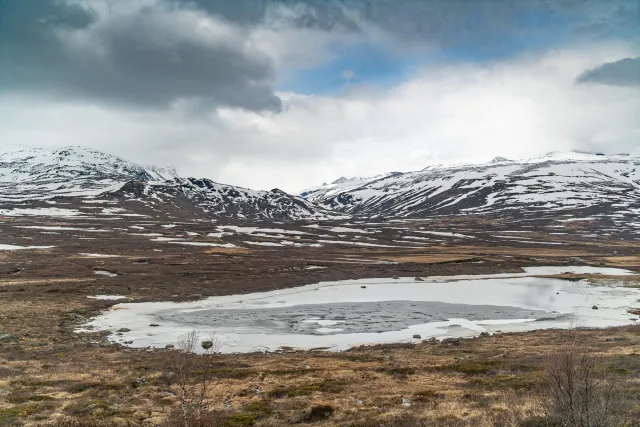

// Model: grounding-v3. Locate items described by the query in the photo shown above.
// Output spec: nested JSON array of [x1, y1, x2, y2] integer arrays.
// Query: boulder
[[441, 337, 460, 346], [0, 334, 18, 343], [117, 328, 131, 333], [291, 405, 334, 423], [412, 334, 421, 339], [592, 305, 598, 310], [201, 340, 214, 350], [479, 332, 490, 337]]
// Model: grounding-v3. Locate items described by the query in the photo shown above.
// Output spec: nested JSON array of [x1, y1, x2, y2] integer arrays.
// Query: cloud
[[0, 0, 281, 112], [341, 70, 356, 80], [2, 42, 638, 193], [0, 1, 638, 193], [576, 57, 640, 86]]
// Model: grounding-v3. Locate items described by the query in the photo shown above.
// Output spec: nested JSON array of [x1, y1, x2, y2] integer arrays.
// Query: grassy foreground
[[1, 323, 639, 426]]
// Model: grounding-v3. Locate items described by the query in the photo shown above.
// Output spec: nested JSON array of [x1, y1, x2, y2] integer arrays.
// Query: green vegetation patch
[[267, 379, 346, 398]]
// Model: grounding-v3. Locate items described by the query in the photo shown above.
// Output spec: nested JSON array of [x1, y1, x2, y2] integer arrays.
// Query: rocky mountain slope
[[0, 145, 334, 220], [301, 152, 640, 218], [300, 173, 401, 202]]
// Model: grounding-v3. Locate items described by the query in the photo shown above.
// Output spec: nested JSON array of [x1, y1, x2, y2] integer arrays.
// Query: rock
[[149, 324, 160, 327], [117, 328, 131, 333], [0, 334, 18, 343], [392, 275, 400, 280], [360, 285, 367, 289], [165, 344, 175, 349], [479, 332, 490, 337], [98, 338, 112, 347], [441, 338, 460, 346], [592, 305, 598, 310], [291, 405, 334, 423], [201, 340, 214, 350], [415, 277, 424, 281], [131, 378, 147, 388], [412, 334, 421, 339], [402, 398, 411, 407]]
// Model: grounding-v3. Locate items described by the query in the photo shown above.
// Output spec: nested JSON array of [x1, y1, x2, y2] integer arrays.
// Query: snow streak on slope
[[307, 153, 640, 217]]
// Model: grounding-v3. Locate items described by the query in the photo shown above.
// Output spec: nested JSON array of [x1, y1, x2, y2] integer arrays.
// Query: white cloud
[[1, 42, 639, 193], [341, 70, 356, 80]]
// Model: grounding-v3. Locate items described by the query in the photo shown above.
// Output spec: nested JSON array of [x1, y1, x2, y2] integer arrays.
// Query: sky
[[0, 0, 639, 192]]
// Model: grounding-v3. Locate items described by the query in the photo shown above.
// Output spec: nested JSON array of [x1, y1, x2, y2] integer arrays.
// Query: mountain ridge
[[2, 145, 639, 221], [0, 145, 337, 220], [300, 151, 640, 218]]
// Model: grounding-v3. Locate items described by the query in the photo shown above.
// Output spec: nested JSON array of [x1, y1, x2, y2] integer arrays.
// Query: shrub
[[294, 404, 334, 423], [163, 330, 221, 422], [453, 363, 490, 375], [538, 341, 627, 426]]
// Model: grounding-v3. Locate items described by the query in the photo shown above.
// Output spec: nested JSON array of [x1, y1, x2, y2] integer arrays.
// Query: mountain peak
[[490, 156, 511, 163], [331, 176, 349, 185]]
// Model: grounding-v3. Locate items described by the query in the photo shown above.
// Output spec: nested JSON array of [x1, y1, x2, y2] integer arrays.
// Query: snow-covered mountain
[[0, 145, 335, 220], [300, 172, 402, 202], [110, 179, 333, 220], [0, 145, 163, 202], [302, 152, 640, 218], [4, 145, 638, 221]]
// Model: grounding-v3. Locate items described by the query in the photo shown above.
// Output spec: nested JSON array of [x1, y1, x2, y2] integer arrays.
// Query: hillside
[[302, 152, 640, 219], [0, 145, 335, 220]]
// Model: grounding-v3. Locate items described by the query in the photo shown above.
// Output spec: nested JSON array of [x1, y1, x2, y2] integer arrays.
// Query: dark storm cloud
[[1, 0, 636, 113], [576, 57, 640, 86], [195, 0, 640, 50], [0, 0, 281, 112]]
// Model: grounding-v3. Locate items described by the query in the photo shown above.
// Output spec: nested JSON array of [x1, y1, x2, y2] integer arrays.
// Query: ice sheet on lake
[[244, 241, 283, 247], [88, 295, 128, 300], [169, 241, 237, 248], [523, 266, 634, 276], [80, 266, 639, 353], [219, 226, 308, 235], [79, 253, 122, 258], [0, 244, 54, 250], [0, 207, 84, 217], [94, 270, 118, 277], [17, 226, 111, 232]]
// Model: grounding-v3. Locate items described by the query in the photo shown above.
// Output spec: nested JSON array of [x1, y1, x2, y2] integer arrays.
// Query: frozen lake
[[82, 267, 640, 353]]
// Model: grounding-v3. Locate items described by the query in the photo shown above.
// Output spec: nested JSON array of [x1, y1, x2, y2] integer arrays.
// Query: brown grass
[[1, 324, 638, 426], [602, 256, 640, 267], [0, 278, 94, 287], [374, 254, 477, 264], [203, 247, 251, 254]]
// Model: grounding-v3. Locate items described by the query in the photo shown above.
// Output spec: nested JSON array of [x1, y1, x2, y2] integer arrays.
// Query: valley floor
[[1, 214, 639, 425]]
